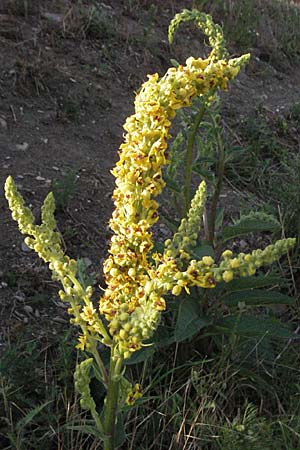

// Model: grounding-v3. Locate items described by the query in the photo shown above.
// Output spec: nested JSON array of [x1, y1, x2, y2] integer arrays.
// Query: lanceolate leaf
[[221, 290, 294, 307], [220, 274, 285, 294], [66, 423, 103, 439], [16, 401, 52, 432], [222, 216, 280, 241], [215, 315, 297, 339]]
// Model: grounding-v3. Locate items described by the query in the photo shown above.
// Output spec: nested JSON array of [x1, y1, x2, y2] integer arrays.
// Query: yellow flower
[[76, 334, 87, 351], [223, 270, 234, 283]]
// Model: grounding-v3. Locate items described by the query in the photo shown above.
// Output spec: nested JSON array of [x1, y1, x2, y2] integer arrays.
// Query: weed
[[63, 1, 117, 41], [14, 52, 53, 95], [6, 0, 36, 17], [51, 170, 78, 212], [57, 95, 82, 122], [0, 327, 96, 450]]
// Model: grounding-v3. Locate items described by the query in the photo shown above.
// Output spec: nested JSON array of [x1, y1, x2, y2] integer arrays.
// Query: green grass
[[124, 330, 300, 449], [0, 328, 100, 450]]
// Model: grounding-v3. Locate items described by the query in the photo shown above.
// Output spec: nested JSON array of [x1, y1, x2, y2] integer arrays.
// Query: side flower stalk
[[4, 9, 295, 450]]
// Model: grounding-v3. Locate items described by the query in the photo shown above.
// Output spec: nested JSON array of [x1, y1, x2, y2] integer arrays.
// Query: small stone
[[82, 257, 92, 268], [53, 316, 68, 324], [35, 309, 40, 318], [15, 291, 26, 302], [21, 242, 31, 252], [42, 12, 64, 23], [0, 117, 7, 129], [16, 142, 29, 151], [239, 239, 248, 250], [1, 282, 8, 288], [36, 175, 46, 181], [57, 301, 68, 309], [23, 317, 29, 324], [24, 305, 33, 315]]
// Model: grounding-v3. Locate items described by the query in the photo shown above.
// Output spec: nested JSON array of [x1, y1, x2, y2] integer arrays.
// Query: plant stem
[[208, 117, 225, 247], [92, 346, 109, 388], [103, 355, 122, 450], [183, 102, 206, 215]]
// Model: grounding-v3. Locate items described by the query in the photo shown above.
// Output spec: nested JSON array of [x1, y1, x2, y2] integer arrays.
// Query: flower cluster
[[4, 176, 111, 352]]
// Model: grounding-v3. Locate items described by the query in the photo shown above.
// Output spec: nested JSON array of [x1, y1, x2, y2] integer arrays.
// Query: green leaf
[[175, 295, 212, 342], [170, 58, 180, 67], [66, 422, 103, 439], [215, 206, 224, 230], [221, 274, 285, 294], [124, 346, 155, 365], [153, 325, 176, 347], [222, 289, 294, 307], [192, 242, 215, 259], [165, 175, 183, 193], [225, 145, 246, 162], [115, 413, 127, 449], [192, 165, 215, 182], [16, 401, 52, 432], [215, 314, 296, 339], [222, 216, 280, 241], [160, 212, 179, 232]]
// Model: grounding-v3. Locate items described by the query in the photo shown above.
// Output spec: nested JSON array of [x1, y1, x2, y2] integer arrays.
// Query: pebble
[[14, 291, 26, 302], [24, 305, 33, 315], [16, 142, 29, 151], [0, 117, 7, 129], [53, 316, 68, 324], [21, 242, 31, 252], [81, 257, 92, 268], [42, 12, 64, 23]]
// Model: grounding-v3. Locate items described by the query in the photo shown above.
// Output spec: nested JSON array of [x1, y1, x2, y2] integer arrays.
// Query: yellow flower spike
[[164, 180, 207, 259]]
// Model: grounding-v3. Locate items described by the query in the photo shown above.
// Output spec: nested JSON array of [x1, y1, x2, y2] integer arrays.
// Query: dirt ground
[[1, 0, 300, 349]]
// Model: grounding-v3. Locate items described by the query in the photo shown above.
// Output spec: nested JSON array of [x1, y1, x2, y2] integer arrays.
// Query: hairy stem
[[183, 102, 207, 215], [103, 355, 122, 450], [92, 346, 109, 388], [208, 117, 225, 247]]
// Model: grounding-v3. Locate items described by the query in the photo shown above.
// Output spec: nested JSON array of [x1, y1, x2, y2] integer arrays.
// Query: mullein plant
[[5, 9, 295, 450]]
